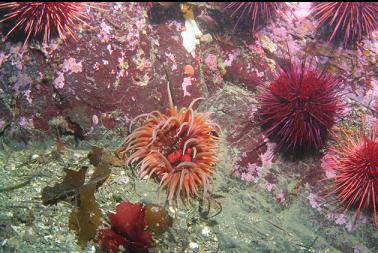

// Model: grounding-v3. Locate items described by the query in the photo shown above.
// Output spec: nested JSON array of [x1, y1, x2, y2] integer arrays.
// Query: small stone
[[44, 235, 53, 241], [200, 33, 213, 44], [73, 153, 82, 159], [31, 154, 39, 160], [201, 226, 211, 237], [92, 115, 99, 125], [189, 241, 199, 252], [89, 245, 96, 253], [169, 206, 176, 214], [114, 175, 129, 185]]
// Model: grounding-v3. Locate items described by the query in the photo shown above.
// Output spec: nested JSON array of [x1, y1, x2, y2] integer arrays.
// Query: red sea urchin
[[224, 2, 285, 33], [311, 2, 378, 47], [257, 58, 344, 155], [119, 84, 220, 204], [0, 2, 89, 48], [325, 120, 378, 226]]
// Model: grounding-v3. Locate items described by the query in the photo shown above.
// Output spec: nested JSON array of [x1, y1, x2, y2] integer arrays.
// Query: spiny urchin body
[[311, 2, 378, 47], [0, 2, 89, 47], [257, 58, 344, 155], [325, 121, 378, 226], [119, 84, 220, 204], [224, 2, 285, 33]]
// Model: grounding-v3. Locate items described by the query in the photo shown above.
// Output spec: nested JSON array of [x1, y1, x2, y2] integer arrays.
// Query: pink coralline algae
[[53, 57, 83, 89], [320, 151, 337, 178], [326, 213, 354, 232], [53, 72, 65, 89], [205, 54, 218, 71], [224, 50, 240, 67], [18, 117, 34, 129], [232, 161, 261, 184], [181, 76, 193, 97], [0, 51, 6, 67], [232, 141, 276, 185], [307, 192, 324, 213], [265, 183, 274, 192], [62, 57, 83, 74], [97, 201, 153, 253], [14, 73, 32, 92], [98, 21, 113, 43]]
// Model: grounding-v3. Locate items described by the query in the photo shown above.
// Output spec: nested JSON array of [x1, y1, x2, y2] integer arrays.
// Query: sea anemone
[[324, 120, 378, 226], [257, 57, 344, 155], [0, 2, 90, 48], [311, 2, 378, 47], [119, 84, 220, 203], [224, 2, 285, 33]]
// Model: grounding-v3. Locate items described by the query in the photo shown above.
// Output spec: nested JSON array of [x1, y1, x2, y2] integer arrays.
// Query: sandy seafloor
[[0, 2, 377, 253]]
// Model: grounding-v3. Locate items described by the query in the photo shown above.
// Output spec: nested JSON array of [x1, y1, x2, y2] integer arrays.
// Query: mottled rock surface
[[0, 2, 377, 253]]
